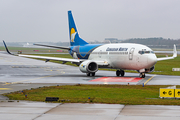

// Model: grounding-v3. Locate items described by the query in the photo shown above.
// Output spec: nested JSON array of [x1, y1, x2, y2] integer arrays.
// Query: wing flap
[[18, 54, 81, 63], [18, 54, 109, 66]]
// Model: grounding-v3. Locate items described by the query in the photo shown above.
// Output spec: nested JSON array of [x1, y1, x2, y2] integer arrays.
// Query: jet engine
[[79, 60, 98, 73], [145, 66, 155, 73]]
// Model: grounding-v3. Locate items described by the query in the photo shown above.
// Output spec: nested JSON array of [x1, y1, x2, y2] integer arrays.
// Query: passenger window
[[139, 50, 154, 54]]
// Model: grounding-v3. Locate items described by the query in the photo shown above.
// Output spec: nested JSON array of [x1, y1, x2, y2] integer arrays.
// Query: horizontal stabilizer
[[34, 44, 71, 50]]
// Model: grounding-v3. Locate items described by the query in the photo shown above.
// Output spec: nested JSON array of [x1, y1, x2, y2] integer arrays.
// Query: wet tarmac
[[1, 51, 180, 120], [0, 101, 180, 120], [1, 51, 180, 86]]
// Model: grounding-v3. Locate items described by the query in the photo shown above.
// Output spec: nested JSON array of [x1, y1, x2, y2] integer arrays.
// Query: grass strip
[[3, 85, 180, 105]]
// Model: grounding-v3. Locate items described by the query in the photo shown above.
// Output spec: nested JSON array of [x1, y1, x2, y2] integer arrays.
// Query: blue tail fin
[[68, 11, 88, 46]]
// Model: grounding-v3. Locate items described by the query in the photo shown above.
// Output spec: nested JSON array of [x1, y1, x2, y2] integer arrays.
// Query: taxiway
[[1, 51, 180, 86], [0, 51, 180, 120]]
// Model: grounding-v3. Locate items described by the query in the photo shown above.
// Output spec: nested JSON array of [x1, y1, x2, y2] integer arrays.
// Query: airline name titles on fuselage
[[106, 47, 128, 51]]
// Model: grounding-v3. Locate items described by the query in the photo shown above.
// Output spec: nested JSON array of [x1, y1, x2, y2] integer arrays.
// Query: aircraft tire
[[91, 72, 95, 76], [142, 74, 145, 78], [139, 73, 145, 78], [139, 73, 142, 78], [120, 70, 125, 77], [87, 73, 90, 76], [116, 70, 120, 76]]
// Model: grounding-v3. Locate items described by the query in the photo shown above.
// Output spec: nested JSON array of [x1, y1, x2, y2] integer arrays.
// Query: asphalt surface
[[0, 101, 180, 120], [1, 51, 180, 120], [1, 51, 180, 86]]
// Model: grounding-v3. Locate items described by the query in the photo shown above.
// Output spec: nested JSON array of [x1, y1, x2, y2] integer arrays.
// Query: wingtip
[[2, 40, 13, 55], [173, 44, 177, 58], [3, 40, 5, 45]]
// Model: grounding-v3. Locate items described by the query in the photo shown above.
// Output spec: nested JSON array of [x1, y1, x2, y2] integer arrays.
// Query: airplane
[[3, 10, 177, 78]]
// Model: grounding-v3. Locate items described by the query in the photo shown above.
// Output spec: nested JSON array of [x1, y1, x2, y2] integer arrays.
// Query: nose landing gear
[[139, 73, 145, 78]]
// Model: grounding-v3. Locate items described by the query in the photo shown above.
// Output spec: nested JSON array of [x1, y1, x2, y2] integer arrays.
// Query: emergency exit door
[[129, 48, 135, 60]]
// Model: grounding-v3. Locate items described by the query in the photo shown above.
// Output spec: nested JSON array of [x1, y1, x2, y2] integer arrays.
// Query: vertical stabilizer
[[68, 11, 88, 46]]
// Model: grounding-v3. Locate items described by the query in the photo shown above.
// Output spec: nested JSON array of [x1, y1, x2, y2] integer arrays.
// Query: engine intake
[[145, 66, 155, 73], [79, 60, 98, 73]]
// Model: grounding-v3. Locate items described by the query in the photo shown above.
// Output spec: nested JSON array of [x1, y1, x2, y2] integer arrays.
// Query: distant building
[[104, 38, 122, 43]]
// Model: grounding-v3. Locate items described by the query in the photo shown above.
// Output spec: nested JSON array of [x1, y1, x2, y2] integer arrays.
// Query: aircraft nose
[[148, 55, 157, 66]]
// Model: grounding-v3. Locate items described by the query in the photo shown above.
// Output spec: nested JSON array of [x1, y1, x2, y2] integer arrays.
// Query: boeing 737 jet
[[3, 11, 177, 78]]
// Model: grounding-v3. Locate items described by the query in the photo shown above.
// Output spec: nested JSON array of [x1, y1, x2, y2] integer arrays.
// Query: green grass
[[3, 85, 180, 105], [152, 54, 180, 75], [0, 46, 68, 53]]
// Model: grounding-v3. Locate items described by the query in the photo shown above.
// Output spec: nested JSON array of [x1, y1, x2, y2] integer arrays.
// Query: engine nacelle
[[79, 60, 98, 73], [145, 66, 155, 73]]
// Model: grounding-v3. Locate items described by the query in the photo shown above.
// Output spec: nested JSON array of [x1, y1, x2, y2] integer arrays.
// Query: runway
[[1, 51, 180, 120]]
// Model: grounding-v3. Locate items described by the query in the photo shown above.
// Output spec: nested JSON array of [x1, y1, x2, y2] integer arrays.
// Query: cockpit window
[[150, 51, 154, 54], [138, 50, 154, 54]]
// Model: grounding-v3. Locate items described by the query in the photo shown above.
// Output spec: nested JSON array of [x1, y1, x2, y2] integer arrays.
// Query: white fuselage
[[88, 43, 157, 71]]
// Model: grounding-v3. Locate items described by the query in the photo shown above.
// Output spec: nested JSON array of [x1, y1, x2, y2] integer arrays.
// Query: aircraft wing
[[18, 54, 109, 66], [94, 60, 109, 66], [3, 40, 79, 63], [3, 40, 109, 66], [157, 44, 177, 61], [18, 54, 81, 63]]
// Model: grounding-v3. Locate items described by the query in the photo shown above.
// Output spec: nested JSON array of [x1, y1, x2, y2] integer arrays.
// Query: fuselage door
[[129, 48, 135, 60]]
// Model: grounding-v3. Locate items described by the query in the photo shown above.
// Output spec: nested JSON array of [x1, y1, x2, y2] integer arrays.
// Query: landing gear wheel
[[142, 74, 145, 78], [87, 73, 95, 76], [116, 70, 125, 77], [116, 70, 120, 76], [91, 72, 95, 76], [120, 70, 125, 77], [139, 73, 145, 78], [87, 73, 90, 76]]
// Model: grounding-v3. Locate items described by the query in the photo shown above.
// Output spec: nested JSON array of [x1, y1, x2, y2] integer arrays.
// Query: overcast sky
[[1, 0, 180, 43]]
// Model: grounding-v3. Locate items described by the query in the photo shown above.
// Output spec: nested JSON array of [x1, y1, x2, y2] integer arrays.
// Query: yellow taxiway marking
[[0, 88, 12, 90], [144, 75, 156, 85]]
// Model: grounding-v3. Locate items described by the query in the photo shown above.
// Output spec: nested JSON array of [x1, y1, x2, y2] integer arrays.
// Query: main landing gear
[[116, 70, 125, 77], [87, 72, 95, 76], [139, 73, 145, 78]]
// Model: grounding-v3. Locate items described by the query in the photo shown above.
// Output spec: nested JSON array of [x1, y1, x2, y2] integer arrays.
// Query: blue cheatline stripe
[[70, 44, 101, 59]]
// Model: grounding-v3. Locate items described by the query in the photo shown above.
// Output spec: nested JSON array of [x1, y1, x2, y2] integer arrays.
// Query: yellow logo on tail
[[70, 28, 77, 42]]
